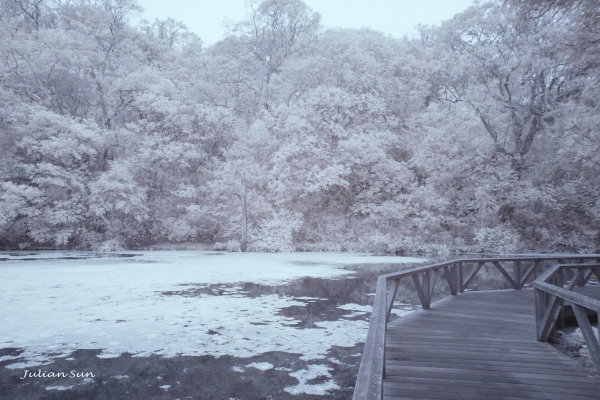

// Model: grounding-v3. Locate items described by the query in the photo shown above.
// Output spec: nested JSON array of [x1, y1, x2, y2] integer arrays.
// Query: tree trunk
[[240, 173, 247, 252], [261, 66, 271, 111]]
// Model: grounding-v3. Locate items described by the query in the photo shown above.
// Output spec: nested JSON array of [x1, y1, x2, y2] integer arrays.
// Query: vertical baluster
[[445, 265, 457, 295], [515, 261, 522, 290], [458, 262, 464, 293], [556, 268, 565, 329], [534, 288, 548, 341], [422, 271, 431, 309]]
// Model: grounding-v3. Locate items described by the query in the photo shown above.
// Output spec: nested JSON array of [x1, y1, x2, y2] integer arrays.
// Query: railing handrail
[[382, 255, 600, 281], [535, 280, 600, 312], [352, 276, 387, 400], [353, 254, 600, 400], [533, 263, 600, 372]]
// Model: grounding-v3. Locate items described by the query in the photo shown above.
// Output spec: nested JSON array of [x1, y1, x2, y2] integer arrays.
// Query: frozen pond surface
[[0, 251, 425, 398]]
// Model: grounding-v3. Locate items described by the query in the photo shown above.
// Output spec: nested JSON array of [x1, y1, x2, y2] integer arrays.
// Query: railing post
[[452, 264, 458, 295], [514, 261, 522, 290], [457, 262, 463, 293], [534, 287, 547, 341], [556, 268, 565, 329], [423, 271, 431, 309], [445, 265, 457, 295]]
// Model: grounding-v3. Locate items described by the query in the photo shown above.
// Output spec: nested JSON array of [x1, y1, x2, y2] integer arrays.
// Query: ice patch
[[284, 364, 339, 395], [46, 385, 74, 391], [342, 311, 368, 318], [96, 352, 122, 359], [159, 385, 171, 390], [231, 366, 244, 373], [337, 304, 372, 312], [6, 360, 54, 370], [0, 251, 422, 367], [247, 362, 274, 371]]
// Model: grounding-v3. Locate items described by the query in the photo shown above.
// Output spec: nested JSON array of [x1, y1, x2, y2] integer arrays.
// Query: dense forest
[[0, 0, 598, 253]]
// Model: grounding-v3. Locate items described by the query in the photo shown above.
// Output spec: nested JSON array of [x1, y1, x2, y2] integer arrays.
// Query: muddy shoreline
[[0, 345, 365, 400]]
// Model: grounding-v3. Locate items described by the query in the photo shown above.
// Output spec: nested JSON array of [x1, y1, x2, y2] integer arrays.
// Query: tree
[[430, 2, 577, 177], [1, 0, 599, 253], [0, 107, 106, 248], [228, 0, 321, 110], [504, 0, 600, 60], [0, 0, 51, 29]]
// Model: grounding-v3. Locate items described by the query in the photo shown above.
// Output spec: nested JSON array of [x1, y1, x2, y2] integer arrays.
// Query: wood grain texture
[[383, 289, 600, 400], [354, 276, 387, 400]]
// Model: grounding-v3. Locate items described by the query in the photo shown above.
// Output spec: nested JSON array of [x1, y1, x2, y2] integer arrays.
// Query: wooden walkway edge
[[383, 289, 600, 399]]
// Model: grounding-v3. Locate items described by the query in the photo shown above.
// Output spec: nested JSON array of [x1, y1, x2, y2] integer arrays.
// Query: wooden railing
[[353, 255, 600, 400], [533, 263, 600, 373]]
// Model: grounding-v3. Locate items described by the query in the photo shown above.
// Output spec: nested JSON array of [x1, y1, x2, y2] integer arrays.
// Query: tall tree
[[228, 0, 321, 110]]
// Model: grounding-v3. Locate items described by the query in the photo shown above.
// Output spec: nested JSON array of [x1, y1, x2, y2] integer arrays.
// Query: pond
[[0, 251, 429, 399]]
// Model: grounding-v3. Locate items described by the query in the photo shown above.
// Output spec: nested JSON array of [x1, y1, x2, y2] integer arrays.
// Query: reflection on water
[[158, 254, 527, 330], [160, 262, 429, 328]]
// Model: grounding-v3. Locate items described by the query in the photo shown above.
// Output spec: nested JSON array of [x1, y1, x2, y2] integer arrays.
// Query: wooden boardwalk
[[383, 289, 600, 400]]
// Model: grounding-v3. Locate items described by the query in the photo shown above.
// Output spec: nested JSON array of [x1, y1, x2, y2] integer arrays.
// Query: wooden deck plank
[[383, 289, 600, 400], [384, 381, 597, 399], [383, 385, 594, 400], [384, 346, 572, 358], [384, 365, 598, 384], [383, 370, 598, 390], [385, 360, 589, 375], [384, 352, 587, 368]]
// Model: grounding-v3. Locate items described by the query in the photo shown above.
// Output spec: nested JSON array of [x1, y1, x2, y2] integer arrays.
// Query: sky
[[133, 0, 475, 46]]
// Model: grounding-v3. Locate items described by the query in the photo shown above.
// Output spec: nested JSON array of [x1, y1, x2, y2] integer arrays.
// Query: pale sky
[[133, 0, 475, 46]]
